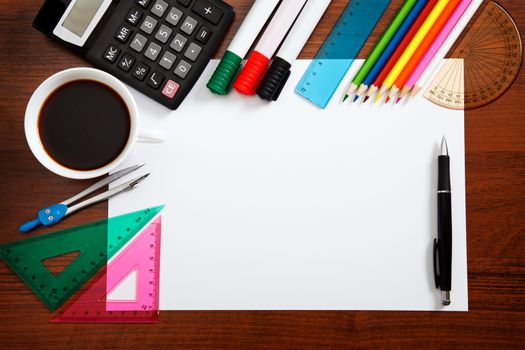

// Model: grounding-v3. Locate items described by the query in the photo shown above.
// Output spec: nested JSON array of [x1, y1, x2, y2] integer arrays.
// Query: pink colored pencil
[[397, 0, 473, 100]]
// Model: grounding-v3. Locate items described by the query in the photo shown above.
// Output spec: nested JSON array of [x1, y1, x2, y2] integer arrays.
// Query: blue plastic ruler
[[295, 0, 391, 108]]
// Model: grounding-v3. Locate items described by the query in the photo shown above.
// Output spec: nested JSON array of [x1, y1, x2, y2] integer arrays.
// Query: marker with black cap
[[256, 0, 332, 101]]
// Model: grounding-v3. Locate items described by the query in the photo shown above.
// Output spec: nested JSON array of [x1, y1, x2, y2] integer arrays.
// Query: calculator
[[33, 0, 234, 110]]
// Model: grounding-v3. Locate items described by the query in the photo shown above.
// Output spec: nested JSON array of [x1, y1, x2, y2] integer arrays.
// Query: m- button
[[192, 0, 223, 24]]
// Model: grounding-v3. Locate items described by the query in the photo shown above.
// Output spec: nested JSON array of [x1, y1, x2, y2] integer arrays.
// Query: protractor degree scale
[[425, 1, 522, 110]]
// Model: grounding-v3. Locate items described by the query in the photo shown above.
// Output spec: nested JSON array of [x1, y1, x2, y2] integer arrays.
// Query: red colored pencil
[[364, 0, 439, 103]]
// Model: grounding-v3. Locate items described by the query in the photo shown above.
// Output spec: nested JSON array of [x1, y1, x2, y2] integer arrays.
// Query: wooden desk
[[0, 1, 523, 348]]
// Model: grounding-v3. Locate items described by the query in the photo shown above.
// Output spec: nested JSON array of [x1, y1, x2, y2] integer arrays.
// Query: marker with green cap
[[207, 0, 280, 95]]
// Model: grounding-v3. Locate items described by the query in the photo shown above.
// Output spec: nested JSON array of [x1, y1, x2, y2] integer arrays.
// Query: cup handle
[[137, 129, 166, 143]]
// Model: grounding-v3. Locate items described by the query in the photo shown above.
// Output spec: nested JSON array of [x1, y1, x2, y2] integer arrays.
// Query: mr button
[[162, 80, 180, 99]]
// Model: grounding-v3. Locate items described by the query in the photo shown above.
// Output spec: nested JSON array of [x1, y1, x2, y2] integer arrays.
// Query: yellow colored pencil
[[376, 0, 451, 100]]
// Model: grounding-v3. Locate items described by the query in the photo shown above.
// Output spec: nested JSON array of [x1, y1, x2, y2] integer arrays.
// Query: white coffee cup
[[25, 67, 164, 179]]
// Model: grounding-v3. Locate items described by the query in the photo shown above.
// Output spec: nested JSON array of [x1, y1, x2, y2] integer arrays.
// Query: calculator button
[[193, 0, 223, 25], [145, 42, 162, 62], [160, 51, 177, 70], [162, 80, 180, 99], [184, 42, 201, 61], [155, 24, 173, 44], [140, 16, 158, 34], [118, 54, 136, 72], [180, 16, 198, 35], [130, 33, 148, 53], [174, 60, 192, 79], [147, 71, 165, 90], [133, 62, 150, 81], [126, 7, 143, 26], [136, 0, 151, 9], [103, 44, 120, 63], [151, 0, 169, 17], [115, 25, 133, 44], [170, 34, 187, 52], [177, 0, 192, 7], [195, 25, 211, 44], [166, 7, 183, 26]]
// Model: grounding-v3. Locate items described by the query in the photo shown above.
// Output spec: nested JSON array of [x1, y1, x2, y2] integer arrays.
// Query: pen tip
[[441, 136, 449, 156]]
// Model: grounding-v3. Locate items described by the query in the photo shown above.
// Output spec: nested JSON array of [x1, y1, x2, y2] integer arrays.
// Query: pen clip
[[433, 239, 440, 289]]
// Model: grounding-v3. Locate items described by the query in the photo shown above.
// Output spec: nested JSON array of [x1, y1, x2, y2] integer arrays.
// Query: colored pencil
[[409, 0, 484, 97], [363, 0, 438, 103], [342, 0, 418, 102], [353, 0, 428, 101], [375, 0, 450, 103], [397, 0, 473, 102], [386, 0, 462, 103]]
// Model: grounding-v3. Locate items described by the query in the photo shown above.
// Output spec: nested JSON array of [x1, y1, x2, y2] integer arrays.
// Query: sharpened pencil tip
[[342, 94, 349, 102], [385, 96, 391, 104], [353, 95, 360, 103], [363, 96, 370, 103], [374, 94, 382, 103], [396, 97, 401, 104]]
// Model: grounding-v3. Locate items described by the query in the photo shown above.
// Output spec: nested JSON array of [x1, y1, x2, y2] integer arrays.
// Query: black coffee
[[38, 80, 131, 171]]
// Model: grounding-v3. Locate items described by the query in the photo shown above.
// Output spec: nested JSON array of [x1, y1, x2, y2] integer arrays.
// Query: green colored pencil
[[342, 0, 418, 102]]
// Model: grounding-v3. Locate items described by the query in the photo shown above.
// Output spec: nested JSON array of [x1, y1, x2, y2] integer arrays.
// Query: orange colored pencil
[[387, 0, 462, 103]]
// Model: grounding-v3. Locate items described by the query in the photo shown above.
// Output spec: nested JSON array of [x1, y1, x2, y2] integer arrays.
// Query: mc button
[[103, 45, 120, 63]]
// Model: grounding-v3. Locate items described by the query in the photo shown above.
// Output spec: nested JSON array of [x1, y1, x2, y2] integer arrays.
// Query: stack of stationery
[[343, 0, 484, 104], [208, 0, 485, 107], [360, 0, 440, 103]]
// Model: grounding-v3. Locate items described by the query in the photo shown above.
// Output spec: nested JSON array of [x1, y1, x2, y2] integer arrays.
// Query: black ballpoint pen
[[434, 136, 452, 306]]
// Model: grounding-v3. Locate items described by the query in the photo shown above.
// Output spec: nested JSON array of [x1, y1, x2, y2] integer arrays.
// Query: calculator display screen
[[62, 0, 105, 37]]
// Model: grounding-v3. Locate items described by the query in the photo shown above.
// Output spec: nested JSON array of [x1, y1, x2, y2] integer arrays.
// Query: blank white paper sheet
[[109, 60, 468, 311]]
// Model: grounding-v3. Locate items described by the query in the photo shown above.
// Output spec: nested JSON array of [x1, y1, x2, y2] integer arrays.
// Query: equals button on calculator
[[34, 0, 234, 110]]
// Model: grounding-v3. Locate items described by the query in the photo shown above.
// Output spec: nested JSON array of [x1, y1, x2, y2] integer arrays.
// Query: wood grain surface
[[1, 0, 524, 349]]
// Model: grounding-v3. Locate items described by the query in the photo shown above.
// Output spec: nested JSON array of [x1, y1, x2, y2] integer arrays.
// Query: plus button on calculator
[[34, 0, 234, 110]]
